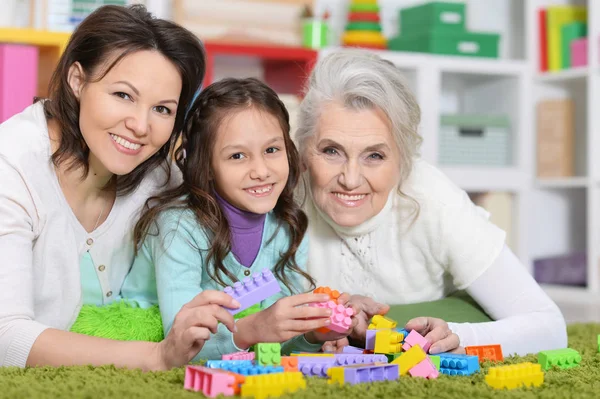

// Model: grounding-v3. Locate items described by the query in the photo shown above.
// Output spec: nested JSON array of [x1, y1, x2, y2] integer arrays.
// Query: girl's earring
[[182, 149, 187, 159]]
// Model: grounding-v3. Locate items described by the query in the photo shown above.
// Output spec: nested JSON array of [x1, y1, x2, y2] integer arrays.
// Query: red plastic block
[[409, 357, 439, 379], [403, 330, 431, 353], [465, 344, 504, 363], [222, 351, 255, 361], [184, 365, 243, 397], [223, 269, 281, 315], [310, 300, 354, 333]]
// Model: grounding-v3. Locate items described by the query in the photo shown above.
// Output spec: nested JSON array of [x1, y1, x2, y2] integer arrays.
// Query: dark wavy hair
[[134, 78, 315, 293], [43, 4, 206, 195]]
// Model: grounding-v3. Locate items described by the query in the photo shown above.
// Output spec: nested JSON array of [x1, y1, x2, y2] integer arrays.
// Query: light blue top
[[121, 206, 322, 360], [80, 252, 105, 305]]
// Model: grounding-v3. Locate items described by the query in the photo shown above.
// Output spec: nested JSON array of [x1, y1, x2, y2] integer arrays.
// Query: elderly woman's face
[[305, 102, 401, 227]]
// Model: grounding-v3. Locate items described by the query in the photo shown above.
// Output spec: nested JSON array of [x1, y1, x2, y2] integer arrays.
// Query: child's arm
[[144, 210, 242, 360]]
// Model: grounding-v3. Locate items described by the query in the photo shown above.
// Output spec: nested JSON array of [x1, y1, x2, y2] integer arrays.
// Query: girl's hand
[[339, 294, 389, 343], [234, 293, 332, 348], [405, 317, 463, 354], [156, 290, 240, 370], [305, 300, 358, 344]]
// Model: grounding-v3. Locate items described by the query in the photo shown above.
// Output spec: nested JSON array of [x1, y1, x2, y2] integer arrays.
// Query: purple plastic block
[[297, 356, 335, 365], [342, 345, 365, 354], [403, 330, 431, 353], [342, 363, 399, 385], [366, 329, 377, 350], [334, 354, 388, 366], [299, 362, 331, 377], [223, 269, 281, 315]]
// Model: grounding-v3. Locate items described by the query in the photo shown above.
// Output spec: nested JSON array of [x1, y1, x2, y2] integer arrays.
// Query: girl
[[122, 78, 356, 359], [0, 4, 236, 370]]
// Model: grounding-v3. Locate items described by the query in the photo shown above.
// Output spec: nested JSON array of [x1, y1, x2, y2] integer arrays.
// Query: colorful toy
[[403, 330, 431, 353], [280, 356, 299, 372], [314, 286, 340, 303], [206, 359, 253, 369], [184, 366, 244, 397], [391, 344, 427, 376], [223, 351, 255, 361], [374, 329, 403, 354], [240, 372, 306, 399], [255, 342, 281, 366], [368, 315, 397, 330], [342, 0, 387, 49], [438, 353, 480, 376], [341, 345, 365, 354], [222, 269, 281, 315], [465, 344, 503, 363], [328, 363, 399, 385], [310, 300, 354, 333], [365, 329, 377, 350], [428, 355, 441, 370], [485, 362, 544, 390], [409, 357, 439, 379], [538, 348, 582, 370]]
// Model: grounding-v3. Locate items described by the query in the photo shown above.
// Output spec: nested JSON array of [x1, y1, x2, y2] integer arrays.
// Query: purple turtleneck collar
[[215, 191, 266, 267]]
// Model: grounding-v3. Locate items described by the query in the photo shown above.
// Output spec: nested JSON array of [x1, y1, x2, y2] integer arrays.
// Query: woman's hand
[[155, 290, 240, 370], [321, 337, 350, 353], [339, 294, 390, 343], [405, 317, 463, 354], [234, 293, 333, 348], [305, 301, 358, 344]]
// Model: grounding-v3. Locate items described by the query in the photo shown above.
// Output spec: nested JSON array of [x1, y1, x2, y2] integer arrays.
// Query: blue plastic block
[[438, 353, 479, 376], [205, 360, 253, 369], [213, 363, 284, 375], [395, 328, 410, 340]]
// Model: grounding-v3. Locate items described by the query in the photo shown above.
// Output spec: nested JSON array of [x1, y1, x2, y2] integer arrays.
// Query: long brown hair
[[43, 4, 206, 195], [134, 78, 315, 293]]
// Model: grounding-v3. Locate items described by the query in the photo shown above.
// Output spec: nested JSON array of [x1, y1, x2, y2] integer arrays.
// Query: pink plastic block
[[409, 357, 439, 379], [571, 37, 588, 68], [0, 44, 39, 123], [403, 330, 431, 353], [222, 351, 255, 361], [310, 300, 354, 333], [184, 365, 236, 397], [223, 269, 281, 315]]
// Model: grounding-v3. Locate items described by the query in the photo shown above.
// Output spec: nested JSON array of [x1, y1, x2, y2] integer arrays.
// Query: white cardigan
[[305, 159, 567, 355], [0, 103, 177, 367]]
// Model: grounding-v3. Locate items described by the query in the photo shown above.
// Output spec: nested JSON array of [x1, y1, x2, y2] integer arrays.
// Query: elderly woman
[[296, 50, 567, 356]]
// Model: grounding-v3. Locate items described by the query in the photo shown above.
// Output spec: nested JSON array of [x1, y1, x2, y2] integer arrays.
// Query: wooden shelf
[[0, 28, 70, 51]]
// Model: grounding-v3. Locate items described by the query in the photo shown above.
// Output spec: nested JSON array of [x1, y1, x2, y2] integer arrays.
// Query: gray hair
[[296, 49, 423, 183]]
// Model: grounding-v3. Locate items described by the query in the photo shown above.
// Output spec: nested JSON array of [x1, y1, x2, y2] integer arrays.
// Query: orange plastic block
[[485, 362, 544, 390], [281, 356, 299, 372], [465, 345, 504, 363], [374, 330, 403, 354], [314, 286, 341, 303], [368, 315, 397, 330], [241, 372, 306, 399]]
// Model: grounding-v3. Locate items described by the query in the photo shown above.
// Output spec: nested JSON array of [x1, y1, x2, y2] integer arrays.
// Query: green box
[[389, 31, 500, 58], [561, 22, 587, 69], [400, 1, 466, 36]]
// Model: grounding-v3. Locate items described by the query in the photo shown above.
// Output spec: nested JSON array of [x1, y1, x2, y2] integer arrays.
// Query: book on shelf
[[536, 99, 574, 178], [538, 5, 587, 72], [469, 192, 514, 251]]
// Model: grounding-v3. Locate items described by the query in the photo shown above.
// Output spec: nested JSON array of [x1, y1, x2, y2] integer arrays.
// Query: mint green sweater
[[121, 207, 322, 360]]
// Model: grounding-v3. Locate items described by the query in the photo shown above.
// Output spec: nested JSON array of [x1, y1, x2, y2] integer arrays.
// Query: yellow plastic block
[[485, 362, 544, 390], [546, 6, 587, 71], [342, 31, 386, 46], [241, 372, 306, 399], [291, 353, 335, 357], [392, 345, 426, 376], [368, 315, 397, 330], [327, 366, 346, 385], [374, 330, 403, 354]]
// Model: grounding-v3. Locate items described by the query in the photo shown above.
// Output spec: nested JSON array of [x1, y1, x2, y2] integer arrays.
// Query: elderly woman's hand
[[338, 294, 390, 343], [405, 317, 464, 354]]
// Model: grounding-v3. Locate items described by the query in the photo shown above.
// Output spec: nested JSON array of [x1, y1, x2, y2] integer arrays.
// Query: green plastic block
[[346, 22, 382, 32], [385, 353, 402, 362], [428, 355, 440, 371], [561, 22, 587, 69], [538, 348, 582, 371], [256, 342, 282, 366]]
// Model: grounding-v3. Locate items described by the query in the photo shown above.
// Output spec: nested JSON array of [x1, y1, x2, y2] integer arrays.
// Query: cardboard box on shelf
[[536, 99, 574, 178]]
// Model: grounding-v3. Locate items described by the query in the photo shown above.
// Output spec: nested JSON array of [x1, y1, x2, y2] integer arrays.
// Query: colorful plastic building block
[[291, 353, 334, 357], [428, 355, 440, 371], [328, 363, 399, 385], [341, 345, 365, 354], [280, 356, 299, 372], [409, 357, 439, 379], [255, 343, 281, 366], [223, 269, 281, 315], [206, 360, 253, 369], [465, 344, 503, 363], [241, 372, 306, 399], [314, 286, 341, 302], [212, 363, 284, 376], [395, 328, 410, 338], [485, 362, 544, 390], [184, 366, 243, 397], [223, 351, 255, 361], [365, 329, 377, 350], [299, 361, 332, 377], [538, 348, 582, 371], [310, 300, 354, 333], [334, 353, 388, 365], [438, 353, 480, 376], [384, 353, 402, 363], [374, 330, 403, 354], [402, 330, 431, 353], [368, 314, 397, 330], [392, 344, 427, 376]]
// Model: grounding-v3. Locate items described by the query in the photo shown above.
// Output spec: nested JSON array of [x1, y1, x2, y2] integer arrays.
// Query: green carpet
[[2, 323, 599, 398]]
